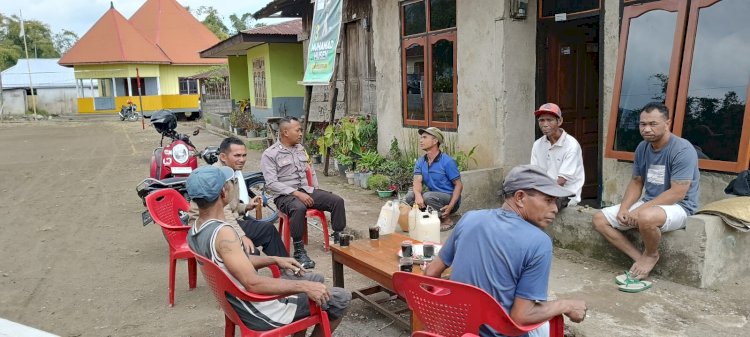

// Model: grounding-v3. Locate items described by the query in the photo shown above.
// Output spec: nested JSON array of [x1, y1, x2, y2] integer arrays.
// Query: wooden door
[[345, 22, 363, 114], [543, 18, 600, 199]]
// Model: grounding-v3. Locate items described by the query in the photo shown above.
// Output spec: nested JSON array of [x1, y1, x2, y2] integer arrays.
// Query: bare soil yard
[[0, 118, 747, 337]]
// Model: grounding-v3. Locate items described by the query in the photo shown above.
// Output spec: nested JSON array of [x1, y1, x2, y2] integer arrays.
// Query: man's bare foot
[[629, 254, 659, 280]]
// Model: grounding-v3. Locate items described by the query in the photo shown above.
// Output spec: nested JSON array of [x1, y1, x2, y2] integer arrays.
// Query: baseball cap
[[499, 164, 574, 198], [187, 166, 234, 202], [418, 127, 444, 145], [534, 103, 562, 119]]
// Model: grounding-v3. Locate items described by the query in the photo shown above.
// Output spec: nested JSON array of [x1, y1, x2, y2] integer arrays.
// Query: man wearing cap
[[530, 103, 585, 208], [405, 127, 463, 231], [425, 165, 587, 337], [592, 102, 700, 282], [262, 117, 347, 269], [187, 137, 288, 258], [187, 166, 351, 334]]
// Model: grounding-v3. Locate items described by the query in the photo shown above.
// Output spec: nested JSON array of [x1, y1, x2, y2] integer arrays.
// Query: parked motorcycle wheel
[[245, 177, 279, 224], [127, 113, 139, 122]]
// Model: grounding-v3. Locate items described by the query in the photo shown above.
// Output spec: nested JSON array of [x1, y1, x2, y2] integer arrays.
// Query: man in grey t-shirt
[[592, 102, 699, 283]]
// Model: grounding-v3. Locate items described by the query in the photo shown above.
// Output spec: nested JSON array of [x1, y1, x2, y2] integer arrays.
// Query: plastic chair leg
[[168, 257, 176, 307], [549, 314, 564, 337], [279, 213, 292, 254], [224, 315, 235, 337], [188, 257, 197, 289], [309, 211, 330, 252]]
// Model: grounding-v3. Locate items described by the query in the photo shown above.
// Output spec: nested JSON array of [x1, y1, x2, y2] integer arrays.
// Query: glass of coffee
[[423, 242, 435, 260], [399, 257, 413, 272], [369, 226, 380, 240], [340, 234, 351, 247], [401, 240, 413, 258]]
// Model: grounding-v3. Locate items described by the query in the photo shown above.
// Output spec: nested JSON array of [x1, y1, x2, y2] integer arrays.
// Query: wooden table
[[330, 232, 431, 330]]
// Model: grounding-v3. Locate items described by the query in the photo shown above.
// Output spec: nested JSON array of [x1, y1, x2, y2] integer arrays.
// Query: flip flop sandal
[[440, 221, 457, 232], [618, 278, 652, 293], [615, 271, 636, 285]]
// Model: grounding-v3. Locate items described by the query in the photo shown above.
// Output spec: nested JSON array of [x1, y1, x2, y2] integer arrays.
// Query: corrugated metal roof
[[1, 58, 93, 89], [241, 19, 302, 36]]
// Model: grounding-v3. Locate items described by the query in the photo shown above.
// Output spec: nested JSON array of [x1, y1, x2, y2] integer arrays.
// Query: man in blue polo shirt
[[404, 127, 463, 231]]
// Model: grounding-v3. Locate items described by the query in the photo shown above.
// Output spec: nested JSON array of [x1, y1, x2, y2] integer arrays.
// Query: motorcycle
[[136, 137, 279, 226], [149, 110, 199, 180], [119, 101, 139, 121]]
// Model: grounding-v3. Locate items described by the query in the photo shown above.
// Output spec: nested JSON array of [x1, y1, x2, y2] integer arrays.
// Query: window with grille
[[253, 58, 268, 108]]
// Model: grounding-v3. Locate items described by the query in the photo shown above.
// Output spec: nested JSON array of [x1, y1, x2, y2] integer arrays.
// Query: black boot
[[293, 240, 315, 269]]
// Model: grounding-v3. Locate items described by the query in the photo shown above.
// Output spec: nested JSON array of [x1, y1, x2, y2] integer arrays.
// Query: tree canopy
[[0, 13, 76, 70]]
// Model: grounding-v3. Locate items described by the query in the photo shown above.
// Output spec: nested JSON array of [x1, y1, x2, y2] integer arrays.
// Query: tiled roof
[[130, 0, 222, 64], [59, 0, 224, 66], [58, 7, 169, 66], [242, 19, 302, 36]]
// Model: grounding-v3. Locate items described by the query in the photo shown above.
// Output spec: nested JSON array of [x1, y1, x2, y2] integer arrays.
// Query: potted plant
[[306, 129, 322, 164], [357, 150, 383, 188], [368, 174, 393, 198], [335, 152, 354, 182]]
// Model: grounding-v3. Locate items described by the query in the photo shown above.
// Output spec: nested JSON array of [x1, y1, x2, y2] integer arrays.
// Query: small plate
[[397, 244, 442, 264]]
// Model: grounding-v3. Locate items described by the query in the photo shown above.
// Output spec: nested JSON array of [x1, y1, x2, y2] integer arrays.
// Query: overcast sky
[[2, 0, 285, 37]]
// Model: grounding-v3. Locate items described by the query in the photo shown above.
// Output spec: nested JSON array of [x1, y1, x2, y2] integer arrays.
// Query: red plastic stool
[[278, 209, 330, 253]]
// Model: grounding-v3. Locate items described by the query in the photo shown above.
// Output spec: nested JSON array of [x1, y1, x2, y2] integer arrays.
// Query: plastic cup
[[401, 240, 413, 258], [399, 257, 413, 272], [340, 234, 351, 247], [369, 226, 380, 240], [423, 242, 435, 260]]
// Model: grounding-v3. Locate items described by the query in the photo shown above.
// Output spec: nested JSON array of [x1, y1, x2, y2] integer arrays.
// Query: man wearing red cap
[[530, 103, 585, 208]]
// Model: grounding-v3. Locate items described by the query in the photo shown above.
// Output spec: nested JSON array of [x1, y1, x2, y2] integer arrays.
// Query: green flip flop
[[618, 276, 652, 293], [615, 271, 637, 285]]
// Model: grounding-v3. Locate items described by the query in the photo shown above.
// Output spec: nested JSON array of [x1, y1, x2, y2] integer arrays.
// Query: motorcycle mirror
[[192, 128, 200, 136]]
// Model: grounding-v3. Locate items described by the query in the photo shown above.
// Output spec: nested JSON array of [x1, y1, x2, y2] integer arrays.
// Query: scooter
[[136, 139, 279, 226], [149, 110, 199, 180], [119, 101, 139, 121]]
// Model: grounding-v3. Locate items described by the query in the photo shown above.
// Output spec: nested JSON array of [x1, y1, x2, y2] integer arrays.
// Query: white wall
[[1, 87, 78, 115]]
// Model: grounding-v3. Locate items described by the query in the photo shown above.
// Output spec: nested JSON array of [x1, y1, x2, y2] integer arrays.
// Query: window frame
[[671, 0, 750, 172], [252, 58, 268, 108], [400, 0, 458, 129], [604, 0, 688, 161], [178, 77, 198, 95]]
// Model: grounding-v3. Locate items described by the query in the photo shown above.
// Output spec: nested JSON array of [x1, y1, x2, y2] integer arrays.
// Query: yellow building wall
[[73, 64, 213, 113]]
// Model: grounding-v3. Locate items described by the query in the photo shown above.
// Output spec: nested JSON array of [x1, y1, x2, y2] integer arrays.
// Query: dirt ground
[[0, 117, 748, 337]]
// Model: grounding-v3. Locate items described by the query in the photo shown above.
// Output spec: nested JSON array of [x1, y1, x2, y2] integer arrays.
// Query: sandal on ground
[[615, 271, 633, 285], [618, 275, 652, 293], [440, 219, 456, 232]]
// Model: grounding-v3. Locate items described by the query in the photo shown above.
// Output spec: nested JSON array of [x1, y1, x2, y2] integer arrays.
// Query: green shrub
[[367, 174, 390, 191]]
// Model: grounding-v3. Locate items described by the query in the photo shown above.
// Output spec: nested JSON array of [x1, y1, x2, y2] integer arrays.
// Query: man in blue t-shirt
[[404, 127, 463, 231], [424, 165, 587, 337], [593, 102, 700, 282]]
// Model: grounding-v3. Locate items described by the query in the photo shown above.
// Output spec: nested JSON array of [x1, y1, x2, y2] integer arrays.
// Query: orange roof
[[59, 7, 169, 66], [59, 0, 224, 66], [130, 0, 223, 65]]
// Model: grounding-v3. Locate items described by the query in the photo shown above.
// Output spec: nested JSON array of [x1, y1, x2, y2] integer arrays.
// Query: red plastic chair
[[192, 252, 331, 337], [393, 272, 564, 337], [145, 188, 197, 307], [412, 333, 479, 337], [278, 165, 330, 253]]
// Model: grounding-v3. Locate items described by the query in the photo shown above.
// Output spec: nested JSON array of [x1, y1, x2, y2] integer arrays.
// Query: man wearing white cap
[[424, 165, 587, 337], [530, 103, 585, 208]]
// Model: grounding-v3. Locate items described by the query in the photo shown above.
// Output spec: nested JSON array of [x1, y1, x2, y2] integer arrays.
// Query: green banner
[[302, 0, 343, 85]]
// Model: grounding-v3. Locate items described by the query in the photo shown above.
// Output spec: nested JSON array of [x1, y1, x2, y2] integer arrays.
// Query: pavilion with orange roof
[[59, 0, 225, 117]]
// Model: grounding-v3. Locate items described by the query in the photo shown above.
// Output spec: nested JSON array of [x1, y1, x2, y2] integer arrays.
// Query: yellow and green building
[[58, 0, 225, 117], [200, 19, 304, 119]]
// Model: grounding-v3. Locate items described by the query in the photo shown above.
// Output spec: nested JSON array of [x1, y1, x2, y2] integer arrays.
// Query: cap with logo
[[534, 103, 562, 119], [499, 164, 574, 198], [186, 166, 234, 202], [418, 127, 445, 145]]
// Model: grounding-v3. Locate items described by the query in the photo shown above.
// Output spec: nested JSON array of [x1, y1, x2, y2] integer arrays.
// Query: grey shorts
[[600, 200, 688, 232], [285, 271, 351, 321], [404, 191, 460, 217]]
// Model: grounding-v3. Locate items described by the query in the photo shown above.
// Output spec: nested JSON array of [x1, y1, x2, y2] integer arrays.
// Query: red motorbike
[[149, 110, 199, 179]]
